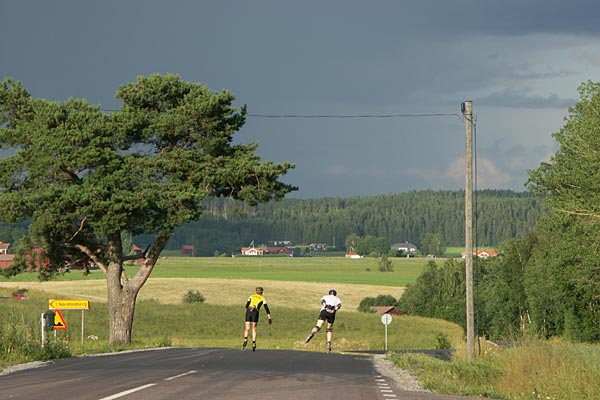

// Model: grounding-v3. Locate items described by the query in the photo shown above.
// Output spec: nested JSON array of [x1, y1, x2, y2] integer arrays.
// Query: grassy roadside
[[390, 338, 600, 400], [0, 284, 461, 359]]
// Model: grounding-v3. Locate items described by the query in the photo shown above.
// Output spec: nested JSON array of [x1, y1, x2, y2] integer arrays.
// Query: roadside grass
[[0, 286, 461, 363], [3, 287, 600, 400], [390, 338, 600, 400]]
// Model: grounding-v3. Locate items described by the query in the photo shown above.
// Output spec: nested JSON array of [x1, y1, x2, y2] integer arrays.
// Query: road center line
[[99, 383, 157, 400], [164, 370, 197, 381]]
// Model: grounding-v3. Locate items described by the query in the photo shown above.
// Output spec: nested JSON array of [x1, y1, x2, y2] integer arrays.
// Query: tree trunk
[[105, 234, 170, 345], [106, 258, 141, 345], [107, 277, 139, 345]]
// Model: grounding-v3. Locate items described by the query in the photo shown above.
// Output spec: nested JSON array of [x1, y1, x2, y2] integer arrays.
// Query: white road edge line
[[164, 370, 197, 381], [99, 383, 157, 400]]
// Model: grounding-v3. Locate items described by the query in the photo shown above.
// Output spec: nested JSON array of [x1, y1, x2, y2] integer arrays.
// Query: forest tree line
[[0, 189, 542, 257], [164, 189, 542, 256]]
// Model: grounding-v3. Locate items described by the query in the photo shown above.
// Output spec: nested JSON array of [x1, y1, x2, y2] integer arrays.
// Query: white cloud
[[397, 156, 514, 190], [475, 158, 513, 188]]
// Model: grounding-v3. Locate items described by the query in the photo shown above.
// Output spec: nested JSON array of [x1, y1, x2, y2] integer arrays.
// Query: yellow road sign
[[49, 299, 90, 310], [53, 309, 68, 330]]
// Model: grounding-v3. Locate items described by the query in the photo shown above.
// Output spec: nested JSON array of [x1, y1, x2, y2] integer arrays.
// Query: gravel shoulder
[[372, 353, 429, 392]]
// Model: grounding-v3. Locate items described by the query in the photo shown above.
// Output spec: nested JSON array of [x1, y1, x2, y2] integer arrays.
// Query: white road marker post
[[380, 314, 392, 352]]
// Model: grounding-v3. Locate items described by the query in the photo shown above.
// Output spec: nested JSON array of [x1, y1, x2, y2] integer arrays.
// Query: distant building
[[265, 246, 294, 256], [461, 249, 498, 259], [241, 247, 264, 256], [180, 245, 196, 257], [370, 306, 404, 316], [309, 243, 328, 251], [391, 242, 417, 253], [0, 246, 48, 271], [0, 254, 15, 269], [132, 244, 146, 264], [0, 242, 13, 268], [267, 240, 295, 248]]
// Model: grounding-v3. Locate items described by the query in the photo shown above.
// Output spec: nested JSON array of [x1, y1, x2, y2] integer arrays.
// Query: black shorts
[[318, 308, 336, 324], [245, 308, 260, 323]]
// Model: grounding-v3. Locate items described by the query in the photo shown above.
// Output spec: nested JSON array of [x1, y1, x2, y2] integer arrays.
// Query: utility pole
[[462, 100, 475, 361]]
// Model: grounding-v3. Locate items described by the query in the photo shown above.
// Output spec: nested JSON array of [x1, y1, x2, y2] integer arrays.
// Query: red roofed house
[[180, 245, 196, 257], [265, 246, 294, 256], [131, 244, 146, 264], [0, 253, 15, 268], [370, 306, 404, 316], [0, 242, 14, 268], [461, 249, 498, 259], [1, 246, 49, 271]]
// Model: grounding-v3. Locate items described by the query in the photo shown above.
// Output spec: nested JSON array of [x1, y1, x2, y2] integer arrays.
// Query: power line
[[247, 113, 461, 119], [100, 108, 461, 120]]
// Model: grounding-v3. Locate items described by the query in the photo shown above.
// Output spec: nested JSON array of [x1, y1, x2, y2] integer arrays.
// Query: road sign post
[[48, 299, 90, 348], [380, 314, 392, 351]]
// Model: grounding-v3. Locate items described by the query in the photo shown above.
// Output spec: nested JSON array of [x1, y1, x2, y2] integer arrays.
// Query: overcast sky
[[2, 1, 599, 198]]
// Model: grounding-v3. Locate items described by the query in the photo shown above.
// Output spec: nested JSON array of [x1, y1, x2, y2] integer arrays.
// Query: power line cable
[[246, 113, 461, 119], [100, 108, 461, 119]]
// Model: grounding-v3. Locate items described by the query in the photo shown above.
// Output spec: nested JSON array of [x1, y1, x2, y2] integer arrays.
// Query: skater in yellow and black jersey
[[243, 286, 272, 351]]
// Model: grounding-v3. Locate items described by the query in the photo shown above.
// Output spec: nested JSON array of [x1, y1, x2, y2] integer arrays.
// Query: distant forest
[[0, 190, 543, 257], [161, 189, 543, 256]]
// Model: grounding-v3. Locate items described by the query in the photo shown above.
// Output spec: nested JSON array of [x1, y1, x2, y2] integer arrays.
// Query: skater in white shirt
[[304, 289, 342, 354]]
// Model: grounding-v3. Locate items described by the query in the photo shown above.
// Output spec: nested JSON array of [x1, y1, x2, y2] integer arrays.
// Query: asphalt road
[[0, 348, 486, 400]]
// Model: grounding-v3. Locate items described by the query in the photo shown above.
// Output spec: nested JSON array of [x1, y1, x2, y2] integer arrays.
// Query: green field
[[0, 255, 431, 286]]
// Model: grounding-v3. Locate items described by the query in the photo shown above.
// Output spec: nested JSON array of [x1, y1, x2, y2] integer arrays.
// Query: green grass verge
[[0, 286, 462, 364], [390, 338, 600, 400]]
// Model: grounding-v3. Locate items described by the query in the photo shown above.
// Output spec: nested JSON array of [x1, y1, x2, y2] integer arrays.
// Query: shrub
[[182, 290, 205, 304], [378, 254, 394, 272], [436, 333, 452, 349], [358, 294, 399, 313], [155, 336, 172, 347]]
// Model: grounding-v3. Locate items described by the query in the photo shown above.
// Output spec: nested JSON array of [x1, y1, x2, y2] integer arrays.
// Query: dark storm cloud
[[1, 0, 599, 198]]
